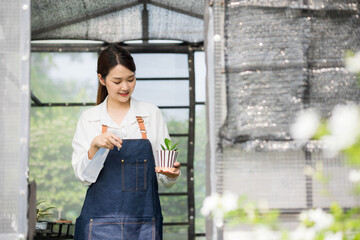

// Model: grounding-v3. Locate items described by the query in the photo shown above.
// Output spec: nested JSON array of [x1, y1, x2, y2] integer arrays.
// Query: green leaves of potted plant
[[36, 201, 56, 230], [155, 138, 179, 172], [161, 138, 179, 152]]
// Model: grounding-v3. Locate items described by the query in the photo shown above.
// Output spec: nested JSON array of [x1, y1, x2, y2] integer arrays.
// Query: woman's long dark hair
[[96, 44, 136, 105]]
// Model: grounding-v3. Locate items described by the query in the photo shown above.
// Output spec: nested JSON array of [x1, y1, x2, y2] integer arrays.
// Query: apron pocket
[[121, 159, 148, 191], [89, 217, 155, 240]]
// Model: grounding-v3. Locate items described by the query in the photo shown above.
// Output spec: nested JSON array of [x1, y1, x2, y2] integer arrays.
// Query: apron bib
[[74, 117, 163, 240]]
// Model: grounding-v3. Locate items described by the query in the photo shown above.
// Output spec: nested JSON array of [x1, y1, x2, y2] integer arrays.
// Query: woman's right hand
[[88, 132, 122, 159]]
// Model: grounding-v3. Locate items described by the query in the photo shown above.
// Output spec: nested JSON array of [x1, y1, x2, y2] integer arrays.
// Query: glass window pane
[[31, 52, 98, 103], [132, 80, 189, 106], [194, 105, 206, 234], [164, 226, 188, 240], [169, 136, 188, 164], [132, 53, 189, 78], [195, 51, 206, 102], [161, 109, 189, 134], [30, 106, 89, 222], [159, 166, 187, 193], [160, 196, 188, 222]]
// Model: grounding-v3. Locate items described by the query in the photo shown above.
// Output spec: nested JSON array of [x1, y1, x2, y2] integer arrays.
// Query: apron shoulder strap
[[136, 116, 148, 139], [102, 125, 107, 134]]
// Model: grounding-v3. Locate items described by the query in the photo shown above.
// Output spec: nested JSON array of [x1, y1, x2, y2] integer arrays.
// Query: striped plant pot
[[155, 150, 179, 172]]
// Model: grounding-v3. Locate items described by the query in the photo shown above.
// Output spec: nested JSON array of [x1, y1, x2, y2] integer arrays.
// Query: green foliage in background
[[30, 53, 90, 221]]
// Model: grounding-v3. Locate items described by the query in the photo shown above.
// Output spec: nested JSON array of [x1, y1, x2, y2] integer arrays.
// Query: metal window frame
[[30, 42, 205, 239]]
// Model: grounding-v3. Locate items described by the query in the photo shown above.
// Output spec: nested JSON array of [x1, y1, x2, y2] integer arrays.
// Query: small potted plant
[[36, 201, 56, 230], [155, 138, 179, 172]]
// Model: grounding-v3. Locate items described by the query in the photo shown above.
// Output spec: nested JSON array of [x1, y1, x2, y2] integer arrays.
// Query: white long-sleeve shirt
[[72, 96, 179, 187]]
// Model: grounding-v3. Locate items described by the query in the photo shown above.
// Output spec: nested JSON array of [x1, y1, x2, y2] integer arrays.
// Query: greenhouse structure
[[1, 0, 360, 239]]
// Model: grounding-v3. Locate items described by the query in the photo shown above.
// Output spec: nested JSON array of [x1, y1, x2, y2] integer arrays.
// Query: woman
[[72, 44, 181, 240]]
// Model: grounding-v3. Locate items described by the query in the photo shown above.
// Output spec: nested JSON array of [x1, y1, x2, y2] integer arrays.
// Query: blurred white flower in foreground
[[349, 169, 360, 183], [253, 225, 279, 240], [345, 51, 360, 73], [324, 232, 343, 240], [291, 225, 316, 240], [299, 208, 334, 231], [200, 193, 224, 228], [322, 104, 360, 157], [201, 192, 238, 228], [244, 202, 256, 221], [292, 208, 334, 240], [200, 192, 220, 217], [222, 191, 239, 212], [290, 109, 320, 141]]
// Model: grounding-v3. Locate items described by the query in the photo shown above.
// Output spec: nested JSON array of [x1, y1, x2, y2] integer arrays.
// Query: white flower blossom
[[322, 104, 360, 157], [345, 51, 360, 73], [221, 191, 239, 212], [290, 109, 320, 141], [299, 211, 308, 222], [321, 135, 342, 158], [201, 193, 225, 227], [253, 225, 279, 240], [303, 165, 315, 177], [324, 232, 343, 240], [244, 202, 256, 221], [200, 193, 220, 217], [291, 225, 316, 240], [349, 169, 360, 183], [300, 208, 334, 231], [213, 208, 225, 228], [328, 105, 360, 145], [200, 192, 239, 228]]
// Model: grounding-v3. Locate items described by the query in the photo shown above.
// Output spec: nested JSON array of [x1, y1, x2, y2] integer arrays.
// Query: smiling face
[[98, 64, 136, 104]]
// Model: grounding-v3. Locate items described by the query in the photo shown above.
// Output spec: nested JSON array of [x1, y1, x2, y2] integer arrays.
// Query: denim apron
[[74, 117, 163, 240]]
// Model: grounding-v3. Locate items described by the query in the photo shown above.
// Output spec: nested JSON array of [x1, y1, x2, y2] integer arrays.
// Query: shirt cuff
[[157, 169, 181, 188]]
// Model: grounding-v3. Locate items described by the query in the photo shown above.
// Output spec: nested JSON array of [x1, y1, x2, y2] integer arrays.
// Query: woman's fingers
[[105, 140, 115, 149], [107, 132, 123, 149], [157, 162, 181, 178], [159, 170, 180, 178], [108, 137, 122, 149], [95, 132, 122, 150], [172, 162, 181, 174], [173, 162, 181, 169], [108, 132, 123, 144]]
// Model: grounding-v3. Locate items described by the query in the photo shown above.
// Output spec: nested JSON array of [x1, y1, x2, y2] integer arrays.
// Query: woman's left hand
[[156, 162, 181, 179]]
